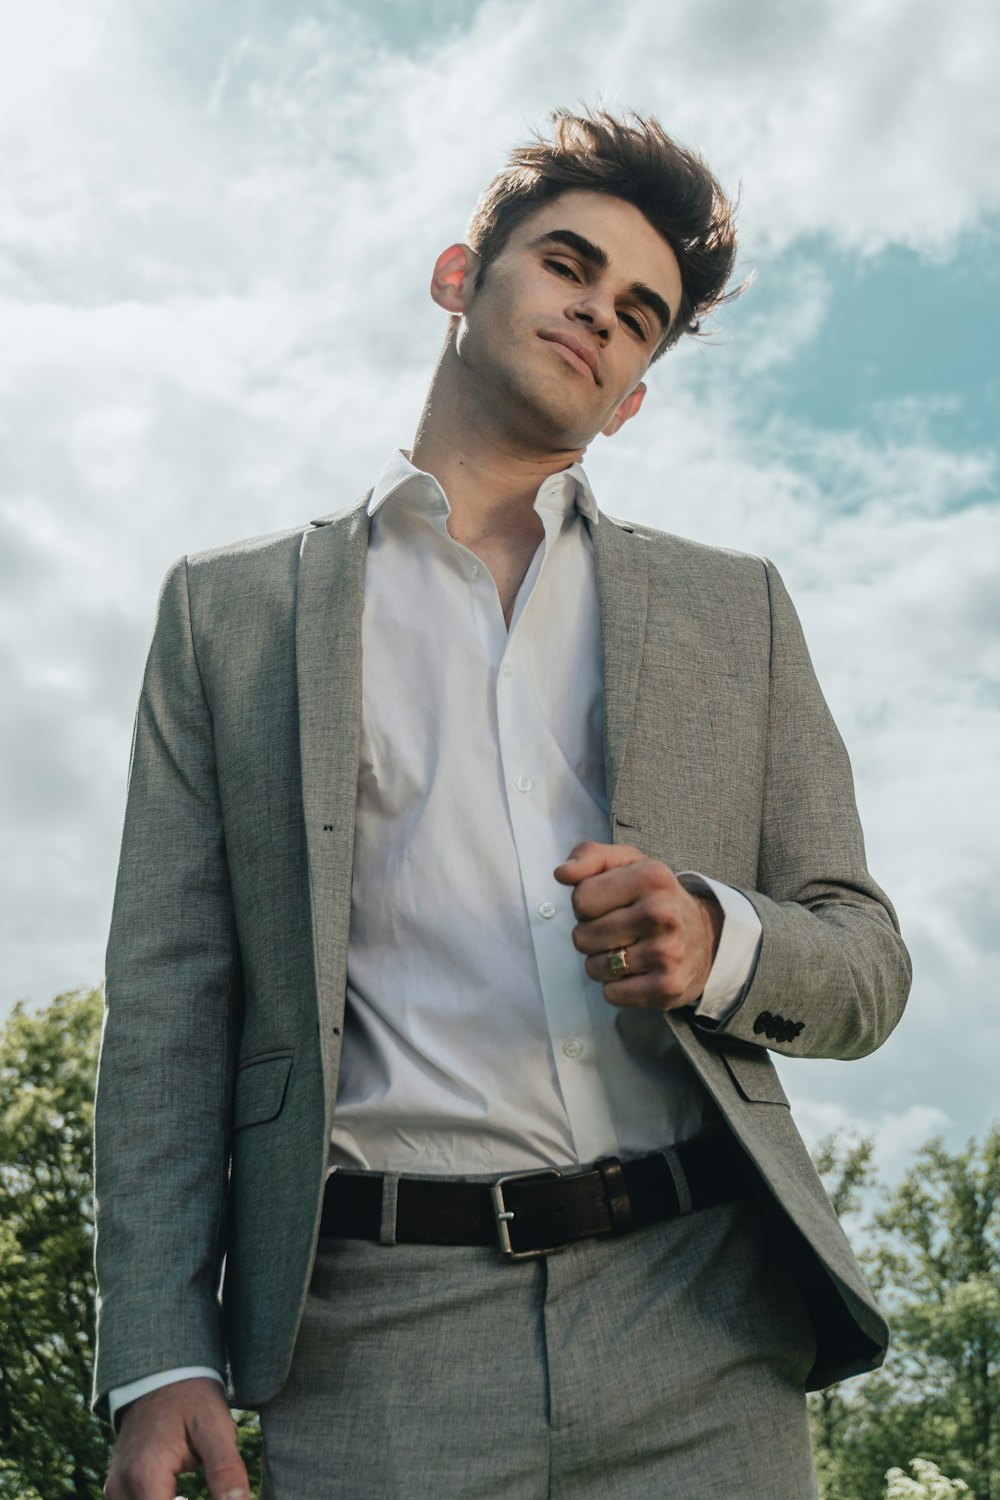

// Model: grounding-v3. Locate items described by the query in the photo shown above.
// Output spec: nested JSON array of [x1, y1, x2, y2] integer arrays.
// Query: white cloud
[[0, 2, 107, 120], [784, 1094, 952, 1181], [0, 0, 996, 1166]]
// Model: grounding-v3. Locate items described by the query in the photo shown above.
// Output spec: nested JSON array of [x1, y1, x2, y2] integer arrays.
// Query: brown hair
[[466, 108, 742, 356]]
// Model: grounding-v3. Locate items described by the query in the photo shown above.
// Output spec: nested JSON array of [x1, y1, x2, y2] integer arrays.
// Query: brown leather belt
[[321, 1134, 747, 1259]]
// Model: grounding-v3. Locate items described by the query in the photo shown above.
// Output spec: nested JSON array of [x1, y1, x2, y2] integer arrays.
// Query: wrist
[[692, 887, 724, 963]]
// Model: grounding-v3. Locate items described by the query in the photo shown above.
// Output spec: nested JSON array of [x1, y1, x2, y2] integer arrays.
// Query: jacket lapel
[[296, 499, 369, 1095], [590, 513, 648, 828]]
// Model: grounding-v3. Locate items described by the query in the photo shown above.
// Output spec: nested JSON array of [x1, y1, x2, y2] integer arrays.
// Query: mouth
[[538, 331, 600, 385]]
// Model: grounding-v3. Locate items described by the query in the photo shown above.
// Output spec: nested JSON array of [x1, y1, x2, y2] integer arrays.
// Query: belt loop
[[596, 1157, 634, 1235], [661, 1147, 693, 1216], [379, 1173, 400, 1245]]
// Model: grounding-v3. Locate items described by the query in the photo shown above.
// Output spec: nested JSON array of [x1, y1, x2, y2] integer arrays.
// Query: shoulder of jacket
[[181, 494, 370, 576], [606, 514, 769, 578]]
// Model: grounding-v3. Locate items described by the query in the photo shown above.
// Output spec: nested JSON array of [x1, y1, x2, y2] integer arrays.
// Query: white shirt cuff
[[677, 872, 762, 1022], [108, 1366, 226, 1429]]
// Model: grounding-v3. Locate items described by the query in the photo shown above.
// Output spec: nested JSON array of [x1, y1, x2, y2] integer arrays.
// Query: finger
[[105, 1453, 198, 1500], [105, 1421, 200, 1500], [600, 975, 697, 1011], [571, 906, 642, 955], [581, 935, 669, 984], [190, 1408, 251, 1500], [553, 841, 643, 885], [105, 1467, 184, 1499], [583, 933, 703, 1008], [570, 862, 680, 926], [207, 1468, 252, 1500], [572, 882, 684, 950]]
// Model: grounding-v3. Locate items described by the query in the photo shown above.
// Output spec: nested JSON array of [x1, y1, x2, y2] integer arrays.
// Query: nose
[[569, 288, 614, 343]]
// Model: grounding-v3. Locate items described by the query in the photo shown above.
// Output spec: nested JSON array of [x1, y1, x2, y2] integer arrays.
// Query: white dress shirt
[[330, 450, 760, 1174], [109, 450, 762, 1421]]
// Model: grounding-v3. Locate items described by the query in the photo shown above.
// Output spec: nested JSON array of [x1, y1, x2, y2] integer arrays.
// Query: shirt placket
[[494, 511, 618, 1163]]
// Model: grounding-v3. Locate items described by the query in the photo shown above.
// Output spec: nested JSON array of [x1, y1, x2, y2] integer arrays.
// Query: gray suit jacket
[[92, 499, 911, 1416]]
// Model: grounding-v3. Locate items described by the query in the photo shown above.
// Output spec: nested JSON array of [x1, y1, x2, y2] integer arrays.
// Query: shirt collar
[[367, 450, 599, 525]]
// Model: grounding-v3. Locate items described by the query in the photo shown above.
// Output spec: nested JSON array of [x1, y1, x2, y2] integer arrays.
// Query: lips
[[538, 331, 600, 384]]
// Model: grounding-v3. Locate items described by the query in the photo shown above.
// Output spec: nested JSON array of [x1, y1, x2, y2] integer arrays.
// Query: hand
[[554, 841, 723, 1012], [104, 1377, 250, 1500]]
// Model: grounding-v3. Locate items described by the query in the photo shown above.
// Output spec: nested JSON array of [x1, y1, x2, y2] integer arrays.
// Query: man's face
[[451, 189, 684, 449]]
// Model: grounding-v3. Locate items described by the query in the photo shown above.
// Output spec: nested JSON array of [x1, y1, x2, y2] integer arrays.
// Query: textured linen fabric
[[258, 1196, 819, 1500], [93, 492, 910, 1418]]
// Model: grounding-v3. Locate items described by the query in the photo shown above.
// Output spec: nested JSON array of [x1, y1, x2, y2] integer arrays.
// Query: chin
[[520, 383, 594, 446]]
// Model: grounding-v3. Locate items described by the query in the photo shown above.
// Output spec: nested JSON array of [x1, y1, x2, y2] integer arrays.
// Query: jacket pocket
[[234, 1053, 293, 1129], [722, 1048, 790, 1107]]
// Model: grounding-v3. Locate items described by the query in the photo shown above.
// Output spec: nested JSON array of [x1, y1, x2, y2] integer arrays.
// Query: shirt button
[[515, 776, 533, 793], [538, 901, 556, 919], [562, 1038, 583, 1059], [501, 664, 513, 678], [470, 563, 481, 579]]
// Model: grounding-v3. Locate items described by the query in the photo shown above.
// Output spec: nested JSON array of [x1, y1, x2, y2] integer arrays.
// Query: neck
[[410, 337, 584, 547]]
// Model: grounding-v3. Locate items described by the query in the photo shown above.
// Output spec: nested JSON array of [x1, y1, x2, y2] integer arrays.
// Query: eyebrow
[[526, 227, 673, 339]]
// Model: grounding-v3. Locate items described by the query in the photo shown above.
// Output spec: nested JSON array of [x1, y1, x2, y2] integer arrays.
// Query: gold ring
[[607, 947, 630, 979]]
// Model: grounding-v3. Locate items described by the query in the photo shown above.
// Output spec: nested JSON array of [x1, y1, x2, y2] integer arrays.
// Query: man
[[95, 110, 911, 1498]]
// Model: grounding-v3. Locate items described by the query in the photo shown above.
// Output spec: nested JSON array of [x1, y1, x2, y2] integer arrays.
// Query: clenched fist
[[554, 841, 722, 1011]]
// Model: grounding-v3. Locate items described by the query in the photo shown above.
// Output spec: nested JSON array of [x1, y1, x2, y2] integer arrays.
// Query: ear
[[601, 382, 646, 438], [430, 243, 480, 314]]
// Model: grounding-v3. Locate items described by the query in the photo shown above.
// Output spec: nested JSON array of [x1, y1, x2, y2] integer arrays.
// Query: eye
[[619, 311, 647, 340], [544, 258, 580, 282]]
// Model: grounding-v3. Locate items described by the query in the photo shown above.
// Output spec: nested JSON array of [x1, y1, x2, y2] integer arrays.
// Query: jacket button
[[753, 1011, 772, 1035]]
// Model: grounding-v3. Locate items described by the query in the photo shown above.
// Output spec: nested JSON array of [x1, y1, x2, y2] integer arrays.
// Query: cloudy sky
[[2, 0, 997, 1175]]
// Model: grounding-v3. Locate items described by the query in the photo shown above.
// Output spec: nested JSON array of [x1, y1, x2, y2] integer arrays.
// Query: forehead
[[506, 189, 683, 311]]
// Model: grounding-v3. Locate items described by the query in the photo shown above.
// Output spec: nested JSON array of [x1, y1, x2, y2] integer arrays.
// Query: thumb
[[191, 1406, 251, 1500], [554, 840, 643, 884]]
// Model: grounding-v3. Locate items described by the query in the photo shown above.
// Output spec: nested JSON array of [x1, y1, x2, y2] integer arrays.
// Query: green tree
[[870, 1130, 1000, 1500], [0, 988, 262, 1499], [810, 1129, 1000, 1500], [808, 1130, 878, 1499], [0, 988, 109, 1498]]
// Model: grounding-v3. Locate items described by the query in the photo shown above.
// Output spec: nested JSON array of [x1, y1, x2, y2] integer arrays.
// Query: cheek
[[605, 371, 645, 419]]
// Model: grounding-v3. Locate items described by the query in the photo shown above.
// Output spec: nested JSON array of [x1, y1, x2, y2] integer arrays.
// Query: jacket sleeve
[[699, 559, 912, 1060], [92, 556, 242, 1417]]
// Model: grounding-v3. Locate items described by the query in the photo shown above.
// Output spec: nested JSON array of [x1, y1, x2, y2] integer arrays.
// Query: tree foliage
[[811, 1129, 1000, 1500], [809, 1131, 878, 1498], [0, 989, 109, 1498], [0, 989, 261, 1499]]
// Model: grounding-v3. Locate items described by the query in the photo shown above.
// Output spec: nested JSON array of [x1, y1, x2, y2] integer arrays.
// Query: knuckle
[[643, 860, 674, 891], [117, 1459, 151, 1495], [649, 934, 676, 966], [652, 973, 676, 1001], [632, 897, 656, 933], [637, 895, 673, 933]]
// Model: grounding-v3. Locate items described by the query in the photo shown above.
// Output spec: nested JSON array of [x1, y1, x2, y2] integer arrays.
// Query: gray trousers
[[259, 1194, 819, 1499]]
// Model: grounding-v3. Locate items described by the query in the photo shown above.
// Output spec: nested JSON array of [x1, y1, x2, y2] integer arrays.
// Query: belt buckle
[[491, 1168, 563, 1259]]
